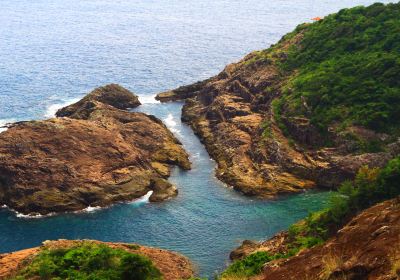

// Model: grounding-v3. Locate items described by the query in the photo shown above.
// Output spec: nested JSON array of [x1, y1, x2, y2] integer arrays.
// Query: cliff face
[[261, 198, 400, 280], [0, 85, 190, 215], [0, 240, 194, 280], [156, 3, 400, 197]]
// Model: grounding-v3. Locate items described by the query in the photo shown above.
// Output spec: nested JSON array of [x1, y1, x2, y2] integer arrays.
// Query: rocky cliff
[[156, 3, 400, 197], [261, 198, 400, 280], [0, 239, 194, 280], [0, 85, 190, 215]]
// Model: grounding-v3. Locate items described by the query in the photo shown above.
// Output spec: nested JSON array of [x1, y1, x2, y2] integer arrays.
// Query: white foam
[[138, 94, 159, 104], [15, 212, 53, 219], [0, 204, 56, 219], [44, 97, 80, 118], [2, 191, 155, 219], [164, 113, 180, 134], [131, 190, 153, 204], [0, 119, 15, 133], [78, 205, 102, 213]]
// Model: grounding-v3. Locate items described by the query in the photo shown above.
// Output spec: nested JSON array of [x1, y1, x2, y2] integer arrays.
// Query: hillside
[[222, 156, 400, 279], [156, 2, 400, 197]]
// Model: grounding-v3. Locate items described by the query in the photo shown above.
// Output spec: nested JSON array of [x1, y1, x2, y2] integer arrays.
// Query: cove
[[0, 0, 390, 277], [0, 101, 332, 277]]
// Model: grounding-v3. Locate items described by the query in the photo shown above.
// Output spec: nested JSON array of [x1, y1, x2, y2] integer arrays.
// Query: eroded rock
[[0, 85, 190, 215], [156, 29, 399, 197]]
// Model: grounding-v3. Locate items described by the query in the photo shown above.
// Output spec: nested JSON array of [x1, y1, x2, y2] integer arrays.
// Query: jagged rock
[[56, 84, 141, 118], [149, 178, 178, 202], [0, 85, 190, 215], [155, 27, 399, 197], [262, 198, 400, 280]]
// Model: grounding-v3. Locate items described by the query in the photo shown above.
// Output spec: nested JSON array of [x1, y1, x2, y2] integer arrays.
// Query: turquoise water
[[0, 0, 392, 277]]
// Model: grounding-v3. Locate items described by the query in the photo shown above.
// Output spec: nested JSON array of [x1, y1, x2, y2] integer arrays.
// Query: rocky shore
[[0, 239, 194, 280], [156, 31, 400, 198], [0, 84, 190, 215]]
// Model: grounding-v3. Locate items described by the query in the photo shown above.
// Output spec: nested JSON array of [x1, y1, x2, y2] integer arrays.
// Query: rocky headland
[[0, 84, 190, 215], [0, 239, 194, 280], [156, 3, 400, 198]]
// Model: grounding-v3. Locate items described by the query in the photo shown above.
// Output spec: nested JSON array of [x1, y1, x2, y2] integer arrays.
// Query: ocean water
[[0, 0, 393, 277]]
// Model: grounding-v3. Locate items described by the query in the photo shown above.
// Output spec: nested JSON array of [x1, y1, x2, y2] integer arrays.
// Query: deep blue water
[[0, 0, 393, 277]]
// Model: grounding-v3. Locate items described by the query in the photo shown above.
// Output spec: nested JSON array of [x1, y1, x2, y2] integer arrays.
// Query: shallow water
[[0, 0, 393, 277]]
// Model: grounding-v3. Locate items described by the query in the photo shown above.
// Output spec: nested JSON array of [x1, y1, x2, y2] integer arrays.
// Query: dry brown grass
[[389, 243, 400, 278], [319, 251, 345, 280]]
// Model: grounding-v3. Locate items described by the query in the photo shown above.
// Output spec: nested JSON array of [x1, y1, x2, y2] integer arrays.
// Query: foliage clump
[[276, 2, 400, 134], [220, 251, 275, 278], [14, 242, 162, 280]]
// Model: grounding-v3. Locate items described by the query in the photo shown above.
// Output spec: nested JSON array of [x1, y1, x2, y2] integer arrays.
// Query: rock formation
[[261, 198, 400, 280], [156, 29, 399, 198], [56, 83, 141, 117], [0, 85, 190, 215], [0, 239, 194, 280]]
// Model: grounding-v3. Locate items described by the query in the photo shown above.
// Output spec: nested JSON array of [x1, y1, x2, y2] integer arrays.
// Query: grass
[[220, 251, 274, 279], [390, 244, 400, 278], [319, 251, 345, 280], [13, 242, 162, 280]]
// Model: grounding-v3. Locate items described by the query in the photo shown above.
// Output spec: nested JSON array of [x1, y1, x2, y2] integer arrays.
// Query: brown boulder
[[149, 178, 178, 202]]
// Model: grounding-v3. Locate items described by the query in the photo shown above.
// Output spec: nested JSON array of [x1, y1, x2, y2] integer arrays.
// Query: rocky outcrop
[[0, 85, 190, 215], [156, 31, 400, 197], [56, 84, 141, 118], [261, 198, 400, 280], [155, 79, 211, 102], [0, 239, 194, 280]]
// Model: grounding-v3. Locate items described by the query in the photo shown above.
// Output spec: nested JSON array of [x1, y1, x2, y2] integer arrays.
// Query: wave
[[0, 205, 57, 219], [44, 97, 80, 118], [132, 190, 153, 204], [138, 94, 160, 104], [164, 113, 180, 134], [0, 119, 15, 133], [1, 191, 154, 219]]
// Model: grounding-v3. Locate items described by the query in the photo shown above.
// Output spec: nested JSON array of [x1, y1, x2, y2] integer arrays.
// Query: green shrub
[[277, 2, 400, 134], [15, 242, 162, 280], [221, 251, 273, 278]]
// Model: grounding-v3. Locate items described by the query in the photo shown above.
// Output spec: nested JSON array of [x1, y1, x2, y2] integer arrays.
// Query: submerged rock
[[0, 85, 190, 215]]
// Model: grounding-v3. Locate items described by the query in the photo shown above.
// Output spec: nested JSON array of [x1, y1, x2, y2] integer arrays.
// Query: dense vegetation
[[221, 156, 400, 278], [276, 2, 400, 134], [14, 242, 162, 280]]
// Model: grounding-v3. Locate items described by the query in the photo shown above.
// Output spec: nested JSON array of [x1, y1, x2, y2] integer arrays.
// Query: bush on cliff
[[288, 156, 400, 252], [277, 2, 400, 134], [221, 156, 400, 278], [14, 242, 162, 280]]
